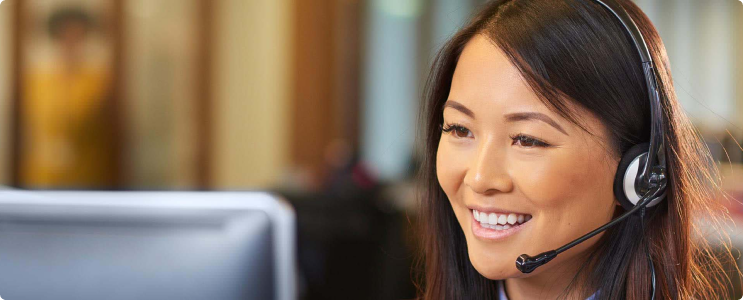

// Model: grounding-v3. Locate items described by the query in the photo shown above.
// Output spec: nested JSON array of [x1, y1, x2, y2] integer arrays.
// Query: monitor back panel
[[0, 192, 285, 300]]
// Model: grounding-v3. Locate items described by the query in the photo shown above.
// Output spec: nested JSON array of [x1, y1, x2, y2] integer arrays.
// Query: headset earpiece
[[613, 143, 665, 211]]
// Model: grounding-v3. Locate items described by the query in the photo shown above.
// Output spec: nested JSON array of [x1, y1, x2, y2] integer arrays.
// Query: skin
[[436, 34, 620, 299], [58, 22, 88, 70]]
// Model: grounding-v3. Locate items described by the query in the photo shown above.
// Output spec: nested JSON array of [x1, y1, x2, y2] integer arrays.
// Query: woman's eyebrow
[[504, 112, 569, 136], [443, 100, 475, 118]]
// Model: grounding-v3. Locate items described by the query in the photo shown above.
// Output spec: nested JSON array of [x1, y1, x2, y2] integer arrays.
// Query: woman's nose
[[463, 139, 514, 195]]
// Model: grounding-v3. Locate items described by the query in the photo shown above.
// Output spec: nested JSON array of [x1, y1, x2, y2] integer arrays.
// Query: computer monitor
[[0, 190, 296, 300]]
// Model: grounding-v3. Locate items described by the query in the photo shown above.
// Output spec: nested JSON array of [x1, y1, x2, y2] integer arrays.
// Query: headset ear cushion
[[613, 143, 650, 211]]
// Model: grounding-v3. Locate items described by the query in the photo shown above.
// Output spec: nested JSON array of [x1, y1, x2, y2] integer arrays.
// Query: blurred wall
[[0, 1, 11, 185], [124, 0, 199, 188], [634, 0, 742, 132], [361, 0, 422, 181], [211, 0, 292, 189]]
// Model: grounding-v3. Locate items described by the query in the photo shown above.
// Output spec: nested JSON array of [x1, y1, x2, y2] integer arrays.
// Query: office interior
[[0, 0, 741, 299]]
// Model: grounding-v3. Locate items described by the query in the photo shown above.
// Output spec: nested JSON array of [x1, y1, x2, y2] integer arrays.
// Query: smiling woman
[[416, 0, 737, 299], [437, 35, 619, 298]]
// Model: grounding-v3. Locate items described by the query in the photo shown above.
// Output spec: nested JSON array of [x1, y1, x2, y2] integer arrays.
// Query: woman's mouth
[[470, 209, 532, 240], [472, 209, 531, 230]]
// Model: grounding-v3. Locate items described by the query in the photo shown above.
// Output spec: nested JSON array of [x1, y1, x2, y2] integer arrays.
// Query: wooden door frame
[[9, 0, 23, 187], [292, 0, 364, 179], [195, 0, 214, 189]]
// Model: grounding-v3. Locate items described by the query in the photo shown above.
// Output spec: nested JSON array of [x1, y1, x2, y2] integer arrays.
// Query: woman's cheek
[[513, 150, 589, 208], [436, 139, 470, 199]]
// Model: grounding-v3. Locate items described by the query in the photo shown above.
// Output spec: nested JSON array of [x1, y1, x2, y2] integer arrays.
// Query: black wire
[[640, 207, 656, 300]]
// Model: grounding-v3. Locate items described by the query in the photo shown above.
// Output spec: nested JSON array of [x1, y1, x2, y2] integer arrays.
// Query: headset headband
[[593, 0, 667, 195]]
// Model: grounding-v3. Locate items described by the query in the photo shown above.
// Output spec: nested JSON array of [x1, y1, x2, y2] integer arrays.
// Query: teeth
[[472, 209, 533, 230], [488, 213, 497, 224], [507, 213, 517, 225]]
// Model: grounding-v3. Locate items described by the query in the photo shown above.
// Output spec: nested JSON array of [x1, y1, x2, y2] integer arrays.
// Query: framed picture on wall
[[11, 0, 214, 190], [12, 0, 122, 189]]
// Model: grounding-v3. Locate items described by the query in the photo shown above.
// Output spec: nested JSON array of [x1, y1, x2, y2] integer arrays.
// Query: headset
[[514, 0, 668, 299]]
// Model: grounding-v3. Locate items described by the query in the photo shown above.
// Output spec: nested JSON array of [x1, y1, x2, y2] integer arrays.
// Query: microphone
[[515, 185, 663, 273]]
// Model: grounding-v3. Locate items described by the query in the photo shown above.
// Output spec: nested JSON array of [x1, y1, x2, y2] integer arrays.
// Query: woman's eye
[[441, 124, 472, 138], [510, 134, 549, 148]]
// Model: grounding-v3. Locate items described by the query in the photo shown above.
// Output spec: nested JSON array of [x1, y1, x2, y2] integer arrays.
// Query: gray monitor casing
[[0, 191, 296, 300]]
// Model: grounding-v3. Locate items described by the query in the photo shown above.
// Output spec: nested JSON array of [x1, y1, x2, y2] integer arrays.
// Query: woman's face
[[436, 34, 619, 279]]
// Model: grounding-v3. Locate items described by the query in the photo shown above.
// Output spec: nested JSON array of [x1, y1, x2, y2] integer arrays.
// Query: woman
[[417, 0, 738, 299]]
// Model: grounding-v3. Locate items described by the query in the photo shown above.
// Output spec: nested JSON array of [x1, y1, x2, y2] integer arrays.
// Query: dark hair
[[416, 0, 739, 299], [47, 7, 94, 39]]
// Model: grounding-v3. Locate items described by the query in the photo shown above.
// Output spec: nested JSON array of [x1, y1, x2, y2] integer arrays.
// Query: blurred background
[[0, 0, 741, 299]]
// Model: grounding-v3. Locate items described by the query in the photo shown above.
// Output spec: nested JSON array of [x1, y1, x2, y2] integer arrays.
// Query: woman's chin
[[469, 254, 531, 280]]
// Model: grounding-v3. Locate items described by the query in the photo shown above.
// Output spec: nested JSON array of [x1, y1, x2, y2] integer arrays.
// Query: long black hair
[[416, 0, 738, 299]]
